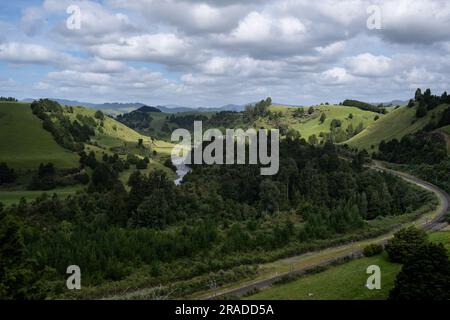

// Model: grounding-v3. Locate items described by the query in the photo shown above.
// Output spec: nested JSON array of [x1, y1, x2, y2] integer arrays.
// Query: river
[[172, 155, 192, 185]]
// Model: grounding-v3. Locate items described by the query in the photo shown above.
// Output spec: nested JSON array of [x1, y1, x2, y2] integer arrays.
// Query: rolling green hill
[[260, 104, 379, 141], [0, 102, 176, 206], [347, 104, 450, 151], [0, 102, 79, 169], [64, 106, 174, 155]]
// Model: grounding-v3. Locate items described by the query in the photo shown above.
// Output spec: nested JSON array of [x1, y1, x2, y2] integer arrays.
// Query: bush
[[389, 243, 450, 300], [28, 163, 57, 190], [0, 163, 17, 185], [385, 227, 427, 263], [363, 243, 383, 257], [136, 159, 148, 170], [94, 110, 105, 120]]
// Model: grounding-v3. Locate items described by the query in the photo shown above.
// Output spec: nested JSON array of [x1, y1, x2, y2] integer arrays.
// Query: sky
[[1, 0, 450, 107]]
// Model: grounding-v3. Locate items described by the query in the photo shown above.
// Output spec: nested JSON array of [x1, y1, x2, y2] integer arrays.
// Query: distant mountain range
[[371, 99, 409, 107], [21, 98, 246, 114]]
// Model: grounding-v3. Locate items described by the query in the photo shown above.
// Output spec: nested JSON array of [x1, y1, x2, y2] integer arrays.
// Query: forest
[[0, 136, 428, 299]]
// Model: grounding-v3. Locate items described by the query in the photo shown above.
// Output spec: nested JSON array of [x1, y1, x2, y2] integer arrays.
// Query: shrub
[[0, 163, 17, 185], [363, 243, 383, 257], [136, 159, 148, 170], [94, 110, 105, 120], [389, 243, 450, 300], [385, 227, 427, 263]]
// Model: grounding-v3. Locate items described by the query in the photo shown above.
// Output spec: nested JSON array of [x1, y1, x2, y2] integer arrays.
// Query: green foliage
[[31, 99, 95, 152], [0, 163, 17, 185], [244, 98, 272, 122], [347, 97, 449, 151], [89, 163, 121, 193], [389, 243, 450, 300], [377, 132, 447, 165], [342, 100, 383, 113], [259, 179, 281, 213], [2, 136, 428, 296], [0, 96, 18, 102], [363, 244, 383, 257], [385, 227, 428, 263], [94, 110, 105, 120], [28, 163, 57, 190], [0, 207, 47, 299], [136, 159, 148, 170], [416, 103, 428, 118]]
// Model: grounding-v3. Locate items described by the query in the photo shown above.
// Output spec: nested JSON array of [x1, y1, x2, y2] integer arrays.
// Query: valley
[[1, 89, 449, 301]]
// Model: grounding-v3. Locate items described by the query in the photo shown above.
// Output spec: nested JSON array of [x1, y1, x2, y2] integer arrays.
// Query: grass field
[[246, 253, 401, 300], [0, 185, 83, 207], [0, 102, 79, 169], [258, 105, 378, 141], [347, 104, 449, 151], [246, 230, 450, 300]]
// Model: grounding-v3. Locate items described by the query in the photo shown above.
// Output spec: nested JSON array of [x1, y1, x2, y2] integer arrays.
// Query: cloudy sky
[[1, 0, 450, 107]]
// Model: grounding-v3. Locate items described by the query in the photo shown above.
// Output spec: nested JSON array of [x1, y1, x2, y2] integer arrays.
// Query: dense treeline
[[404, 161, 450, 195], [0, 137, 427, 297], [116, 107, 155, 132], [342, 99, 386, 114], [377, 132, 447, 164], [0, 97, 18, 102], [28, 163, 88, 191], [413, 88, 450, 118]]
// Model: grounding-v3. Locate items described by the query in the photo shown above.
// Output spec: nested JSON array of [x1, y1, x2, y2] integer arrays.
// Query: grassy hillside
[[246, 230, 450, 300], [117, 104, 377, 144], [0, 102, 177, 206], [347, 104, 449, 151], [0, 102, 79, 169], [259, 104, 378, 140]]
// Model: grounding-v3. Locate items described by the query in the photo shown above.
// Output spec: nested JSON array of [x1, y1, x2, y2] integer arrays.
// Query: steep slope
[[346, 104, 449, 151], [0, 102, 79, 169]]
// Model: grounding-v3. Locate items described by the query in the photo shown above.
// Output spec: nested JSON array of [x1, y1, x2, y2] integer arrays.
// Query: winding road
[[203, 162, 450, 300]]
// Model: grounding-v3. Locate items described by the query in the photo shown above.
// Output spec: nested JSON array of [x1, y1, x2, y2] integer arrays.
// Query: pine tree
[[0, 206, 46, 299]]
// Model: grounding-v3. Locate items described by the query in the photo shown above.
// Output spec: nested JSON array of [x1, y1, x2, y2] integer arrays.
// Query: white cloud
[[320, 67, 356, 85], [0, 42, 75, 66], [89, 34, 196, 65], [346, 53, 393, 77], [3, 0, 450, 106]]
